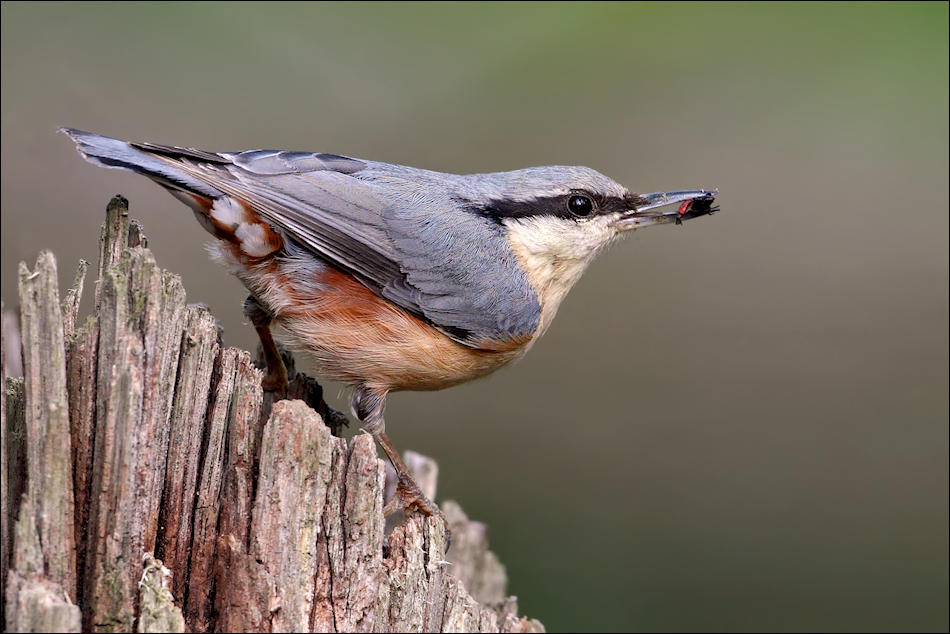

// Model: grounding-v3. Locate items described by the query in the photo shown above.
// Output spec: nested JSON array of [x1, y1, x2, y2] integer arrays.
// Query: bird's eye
[[567, 194, 595, 217]]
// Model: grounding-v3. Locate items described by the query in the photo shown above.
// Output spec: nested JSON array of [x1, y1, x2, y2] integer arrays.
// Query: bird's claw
[[260, 370, 288, 400], [384, 476, 452, 549]]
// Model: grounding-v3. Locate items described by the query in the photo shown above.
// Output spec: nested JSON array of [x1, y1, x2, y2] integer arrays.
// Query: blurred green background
[[2, 2, 947, 631]]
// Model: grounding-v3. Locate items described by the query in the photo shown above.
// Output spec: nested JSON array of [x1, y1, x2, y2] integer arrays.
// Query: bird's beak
[[615, 189, 719, 230]]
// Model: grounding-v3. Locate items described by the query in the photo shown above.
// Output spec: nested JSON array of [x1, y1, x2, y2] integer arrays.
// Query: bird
[[61, 128, 718, 525]]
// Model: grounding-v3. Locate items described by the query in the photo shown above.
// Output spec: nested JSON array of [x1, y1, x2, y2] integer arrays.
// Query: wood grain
[[1, 196, 544, 634]]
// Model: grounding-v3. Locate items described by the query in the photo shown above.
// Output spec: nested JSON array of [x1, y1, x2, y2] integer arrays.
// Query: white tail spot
[[210, 196, 250, 230], [235, 223, 278, 257]]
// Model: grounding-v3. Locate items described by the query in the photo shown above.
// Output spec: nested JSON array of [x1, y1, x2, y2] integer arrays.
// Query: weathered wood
[[384, 515, 449, 632], [66, 313, 98, 599], [18, 252, 78, 599], [83, 258, 148, 632], [94, 196, 130, 309], [7, 495, 82, 633], [212, 353, 264, 634], [318, 433, 387, 633], [62, 260, 88, 340], [3, 196, 543, 633], [137, 554, 184, 633], [83, 199, 188, 633], [5, 574, 82, 634], [184, 347, 240, 631], [443, 502, 508, 607], [246, 400, 332, 632], [128, 219, 148, 250], [1, 302, 8, 630], [3, 378, 26, 586], [157, 306, 219, 601]]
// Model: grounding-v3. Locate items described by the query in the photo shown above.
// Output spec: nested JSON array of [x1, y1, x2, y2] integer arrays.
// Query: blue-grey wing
[[128, 141, 540, 347], [226, 167, 406, 288], [379, 200, 540, 346]]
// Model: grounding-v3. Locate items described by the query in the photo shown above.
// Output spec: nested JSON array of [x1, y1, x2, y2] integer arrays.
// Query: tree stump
[[2, 196, 544, 633]]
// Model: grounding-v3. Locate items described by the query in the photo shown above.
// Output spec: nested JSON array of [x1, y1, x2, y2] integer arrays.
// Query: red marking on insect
[[676, 195, 718, 225]]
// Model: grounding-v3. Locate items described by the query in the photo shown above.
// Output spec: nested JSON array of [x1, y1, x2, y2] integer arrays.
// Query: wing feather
[[135, 142, 540, 346]]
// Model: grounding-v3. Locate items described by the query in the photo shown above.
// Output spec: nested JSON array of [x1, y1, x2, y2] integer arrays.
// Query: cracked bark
[[1, 196, 544, 634]]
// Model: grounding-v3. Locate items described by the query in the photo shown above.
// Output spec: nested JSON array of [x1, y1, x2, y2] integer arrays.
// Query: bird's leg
[[244, 294, 288, 398], [245, 296, 350, 436], [352, 387, 448, 526]]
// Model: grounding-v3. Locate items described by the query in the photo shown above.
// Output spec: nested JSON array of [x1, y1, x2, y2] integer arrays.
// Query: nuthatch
[[62, 128, 718, 524]]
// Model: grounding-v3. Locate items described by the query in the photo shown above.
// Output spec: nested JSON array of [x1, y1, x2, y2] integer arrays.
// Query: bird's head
[[455, 166, 717, 335]]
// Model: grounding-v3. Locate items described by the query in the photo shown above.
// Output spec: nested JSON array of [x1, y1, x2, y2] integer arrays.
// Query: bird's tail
[[59, 128, 223, 198]]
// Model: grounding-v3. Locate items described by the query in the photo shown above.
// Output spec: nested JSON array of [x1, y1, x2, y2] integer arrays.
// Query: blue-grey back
[[63, 129, 544, 348]]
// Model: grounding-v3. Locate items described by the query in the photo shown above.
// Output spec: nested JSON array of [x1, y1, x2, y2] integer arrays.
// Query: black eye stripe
[[471, 192, 634, 224]]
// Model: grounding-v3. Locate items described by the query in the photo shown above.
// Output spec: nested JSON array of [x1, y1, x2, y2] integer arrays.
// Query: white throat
[[503, 215, 618, 339]]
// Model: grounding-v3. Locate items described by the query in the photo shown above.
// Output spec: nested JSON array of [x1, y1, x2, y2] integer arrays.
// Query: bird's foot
[[383, 472, 444, 520], [384, 471, 452, 550], [375, 430, 452, 547], [260, 369, 288, 400]]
